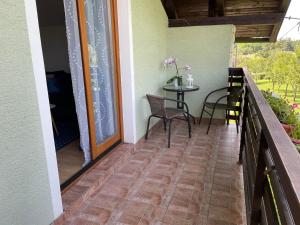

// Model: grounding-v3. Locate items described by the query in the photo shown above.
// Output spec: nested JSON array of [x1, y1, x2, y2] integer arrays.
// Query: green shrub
[[292, 124, 300, 142], [262, 91, 300, 144], [296, 145, 300, 153], [262, 91, 297, 124]]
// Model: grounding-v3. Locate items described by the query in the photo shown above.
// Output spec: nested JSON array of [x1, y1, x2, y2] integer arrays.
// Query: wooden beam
[[209, 0, 224, 17], [169, 13, 285, 27], [208, 0, 217, 17], [216, 0, 224, 17], [161, 0, 178, 19], [270, 0, 291, 42], [235, 37, 270, 43]]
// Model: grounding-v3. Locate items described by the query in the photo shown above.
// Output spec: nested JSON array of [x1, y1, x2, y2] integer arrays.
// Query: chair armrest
[[207, 95, 230, 111], [204, 87, 228, 103], [164, 97, 190, 115], [214, 95, 229, 106]]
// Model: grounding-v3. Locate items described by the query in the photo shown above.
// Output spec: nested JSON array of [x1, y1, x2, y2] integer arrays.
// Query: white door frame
[[24, 0, 63, 219], [117, 0, 137, 144]]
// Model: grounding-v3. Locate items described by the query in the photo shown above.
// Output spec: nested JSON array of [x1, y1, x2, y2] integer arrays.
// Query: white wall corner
[[229, 25, 237, 67], [117, 0, 137, 144], [24, 0, 63, 219]]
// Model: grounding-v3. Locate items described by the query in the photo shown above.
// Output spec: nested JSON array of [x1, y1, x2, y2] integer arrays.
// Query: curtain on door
[[63, 0, 117, 163], [84, 0, 117, 145], [63, 0, 91, 164]]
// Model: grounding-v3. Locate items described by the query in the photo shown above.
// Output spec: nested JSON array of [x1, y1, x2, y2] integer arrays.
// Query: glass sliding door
[[76, 0, 122, 159]]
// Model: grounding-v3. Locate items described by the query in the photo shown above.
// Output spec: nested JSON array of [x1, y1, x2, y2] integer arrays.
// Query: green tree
[[264, 54, 276, 90], [272, 51, 297, 97], [291, 63, 300, 101], [295, 44, 300, 61], [238, 55, 266, 81]]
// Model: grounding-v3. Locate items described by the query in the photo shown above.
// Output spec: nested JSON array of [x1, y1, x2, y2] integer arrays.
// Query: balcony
[[53, 68, 300, 225]]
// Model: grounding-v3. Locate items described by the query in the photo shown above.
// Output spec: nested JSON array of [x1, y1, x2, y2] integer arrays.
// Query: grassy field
[[255, 79, 300, 112]]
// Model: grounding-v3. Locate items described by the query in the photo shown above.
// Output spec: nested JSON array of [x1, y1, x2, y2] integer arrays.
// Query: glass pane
[[84, 0, 117, 145]]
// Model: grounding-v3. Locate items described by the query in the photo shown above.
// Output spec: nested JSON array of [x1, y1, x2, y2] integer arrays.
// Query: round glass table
[[163, 84, 200, 123]]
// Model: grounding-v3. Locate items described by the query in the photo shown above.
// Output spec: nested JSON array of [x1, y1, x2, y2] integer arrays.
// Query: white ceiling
[[36, 0, 66, 26]]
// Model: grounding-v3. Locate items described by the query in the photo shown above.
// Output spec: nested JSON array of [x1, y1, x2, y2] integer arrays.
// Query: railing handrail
[[243, 67, 300, 222]]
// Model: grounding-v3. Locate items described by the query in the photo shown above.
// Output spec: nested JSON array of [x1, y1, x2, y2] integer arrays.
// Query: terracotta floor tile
[[56, 121, 246, 225], [163, 209, 198, 225], [100, 184, 129, 198], [117, 214, 141, 225], [207, 218, 236, 225], [106, 175, 136, 188], [88, 194, 123, 210], [71, 218, 101, 225], [145, 174, 172, 185], [172, 187, 194, 201], [210, 192, 236, 208], [133, 190, 164, 205], [80, 206, 111, 224], [208, 206, 243, 224]]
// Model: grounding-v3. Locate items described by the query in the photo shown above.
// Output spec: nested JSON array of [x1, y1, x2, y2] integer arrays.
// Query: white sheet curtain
[[63, 0, 91, 164], [84, 0, 117, 145], [63, 0, 117, 164]]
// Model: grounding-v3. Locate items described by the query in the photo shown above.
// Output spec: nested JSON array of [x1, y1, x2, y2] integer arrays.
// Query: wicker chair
[[199, 87, 244, 134], [145, 94, 191, 147]]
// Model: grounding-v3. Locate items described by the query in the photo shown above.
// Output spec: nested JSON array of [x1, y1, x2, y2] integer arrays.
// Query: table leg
[[177, 92, 196, 124], [177, 92, 184, 109]]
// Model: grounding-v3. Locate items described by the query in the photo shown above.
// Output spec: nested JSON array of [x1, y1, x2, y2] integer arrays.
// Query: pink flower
[[163, 57, 177, 67], [291, 103, 298, 110]]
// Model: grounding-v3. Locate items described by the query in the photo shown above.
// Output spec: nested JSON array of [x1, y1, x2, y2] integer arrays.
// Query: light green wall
[[131, 1, 235, 141], [167, 25, 235, 117], [0, 1, 54, 225], [131, 0, 169, 141]]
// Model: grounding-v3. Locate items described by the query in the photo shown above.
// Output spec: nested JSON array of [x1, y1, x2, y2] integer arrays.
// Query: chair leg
[[191, 115, 196, 125], [183, 113, 192, 138], [188, 116, 191, 138], [145, 115, 153, 140], [234, 111, 239, 133], [168, 119, 173, 148], [163, 118, 167, 131], [226, 109, 230, 126], [199, 105, 205, 125], [207, 108, 216, 134]]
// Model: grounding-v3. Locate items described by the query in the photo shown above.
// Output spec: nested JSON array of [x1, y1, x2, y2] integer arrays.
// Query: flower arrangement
[[164, 57, 192, 86], [291, 103, 299, 110]]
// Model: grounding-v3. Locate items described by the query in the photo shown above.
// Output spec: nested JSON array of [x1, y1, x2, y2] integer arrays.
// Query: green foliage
[[237, 39, 300, 56], [238, 55, 269, 80], [262, 91, 297, 124], [166, 75, 183, 84], [262, 91, 300, 144], [272, 51, 297, 96], [295, 44, 300, 60], [297, 144, 300, 153], [237, 40, 300, 99], [292, 125, 300, 142], [237, 40, 300, 152]]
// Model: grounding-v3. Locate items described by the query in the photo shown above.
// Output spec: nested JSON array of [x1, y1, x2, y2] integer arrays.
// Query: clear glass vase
[[174, 78, 178, 88]]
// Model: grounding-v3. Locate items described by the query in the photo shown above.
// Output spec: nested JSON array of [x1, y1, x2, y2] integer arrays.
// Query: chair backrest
[[228, 87, 244, 107], [146, 94, 165, 116]]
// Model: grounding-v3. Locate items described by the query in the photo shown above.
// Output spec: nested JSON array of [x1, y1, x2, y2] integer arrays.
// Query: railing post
[[239, 87, 248, 164], [250, 133, 267, 225]]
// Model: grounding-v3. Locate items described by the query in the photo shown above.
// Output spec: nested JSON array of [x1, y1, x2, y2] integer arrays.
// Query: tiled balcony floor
[[56, 120, 246, 225]]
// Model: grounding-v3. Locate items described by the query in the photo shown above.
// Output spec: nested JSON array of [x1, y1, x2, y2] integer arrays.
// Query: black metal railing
[[239, 68, 300, 225]]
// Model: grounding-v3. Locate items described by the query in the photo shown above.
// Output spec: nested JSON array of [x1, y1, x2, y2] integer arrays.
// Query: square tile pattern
[[54, 120, 246, 225]]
